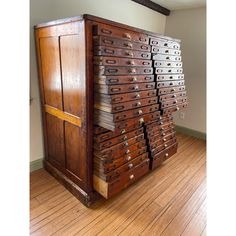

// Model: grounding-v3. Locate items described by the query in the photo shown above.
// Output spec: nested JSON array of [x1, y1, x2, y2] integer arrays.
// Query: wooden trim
[[44, 104, 82, 127], [30, 158, 43, 172], [175, 125, 206, 140], [93, 175, 108, 199], [131, 0, 170, 16]]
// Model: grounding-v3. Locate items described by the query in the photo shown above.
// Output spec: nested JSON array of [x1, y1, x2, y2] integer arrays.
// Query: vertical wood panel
[[39, 37, 63, 109], [45, 114, 65, 166], [60, 34, 85, 117]]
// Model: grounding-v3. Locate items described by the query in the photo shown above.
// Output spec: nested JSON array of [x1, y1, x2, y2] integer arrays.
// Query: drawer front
[[156, 74, 184, 81], [162, 103, 188, 115], [94, 153, 149, 182], [95, 140, 147, 160], [94, 66, 153, 76], [148, 128, 175, 144], [156, 80, 185, 88], [155, 68, 183, 74], [158, 86, 186, 95], [151, 143, 178, 170], [151, 46, 181, 55], [94, 36, 151, 52], [159, 91, 187, 102], [93, 159, 150, 199], [112, 104, 159, 122], [94, 75, 154, 85], [106, 97, 158, 113], [160, 97, 187, 109], [152, 54, 181, 61], [93, 24, 149, 44], [149, 37, 180, 49], [145, 117, 173, 130], [94, 127, 144, 150], [94, 56, 152, 67], [154, 61, 182, 68], [94, 46, 151, 59], [151, 138, 177, 156], [94, 146, 147, 173], [95, 133, 144, 156], [147, 123, 174, 137]]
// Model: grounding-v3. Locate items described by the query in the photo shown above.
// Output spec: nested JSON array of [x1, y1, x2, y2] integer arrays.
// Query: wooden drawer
[[95, 96, 158, 113], [154, 61, 182, 68], [94, 133, 144, 156], [158, 86, 185, 95], [151, 46, 181, 55], [151, 142, 178, 170], [155, 68, 183, 74], [94, 75, 154, 85], [159, 91, 187, 102], [94, 66, 153, 76], [160, 97, 187, 109], [162, 103, 188, 115], [151, 138, 177, 156], [95, 82, 155, 95], [94, 140, 146, 160], [145, 117, 173, 130], [94, 46, 151, 59], [148, 128, 175, 145], [156, 80, 185, 88], [94, 146, 147, 173], [95, 104, 159, 122], [94, 127, 144, 150], [95, 90, 156, 104], [94, 56, 152, 67], [94, 153, 149, 182], [93, 24, 149, 44], [93, 158, 150, 199], [94, 36, 151, 52], [156, 74, 184, 81], [94, 110, 161, 131], [147, 123, 174, 137], [149, 37, 180, 49], [152, 54, 181, 61]]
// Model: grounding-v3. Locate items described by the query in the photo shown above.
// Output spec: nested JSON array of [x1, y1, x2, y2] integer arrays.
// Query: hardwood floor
[[30, 133, 206, 236]]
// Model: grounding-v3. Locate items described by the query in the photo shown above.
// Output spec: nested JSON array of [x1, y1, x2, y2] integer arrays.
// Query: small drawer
[[94, 36, 151, 52], [93, 24, 149, 44], [148, 128, 175, 145], [151, 142, 178, 170], [158, 86, 186, 95], [94, 46, 151, 59], [146, 122, 174, 137], [156, 74, 184, 81], [94, 66, 153, 76], [155, 68, 183, 74], [154, 61, 182, 68], [145, 116, 173, 130], [149, 37, 180, 49], [160, 97, 188, 109], [159, 91, 187, 102], [93, 158, 150, 199], [94, 153, 149, 182], [156, 80, 185, 88], [95, 82, 155, 95], [152, 54, 181, 61], [162, 103, 188, 115], [94, 56, 152, 67], [94, 127, 144, 150], [95, 96, 158, 113], [93, 146, 147, 173], [151, 46, 181, 55], [150, 135, 176, 152]]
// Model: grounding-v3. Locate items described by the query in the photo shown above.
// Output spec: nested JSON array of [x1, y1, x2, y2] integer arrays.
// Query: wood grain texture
[[30, 133, 206, 236]]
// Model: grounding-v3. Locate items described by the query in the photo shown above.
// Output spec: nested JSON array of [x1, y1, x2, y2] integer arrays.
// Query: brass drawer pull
[[125, 51, 133, 56], [129, 174, 134, 180], [138, 110, 143, 115], [126, 149, 130, 154], [135, 93, 140, 98], [124, 42, 133, 48], [129, 68, 136, 73], [136, 102, 141, 106], [126, 156, 131, 161], [124, 142, 129, 147], [121, 129, 126, 134], [128, 163, 134, 169], [124, 33, 131, 39], [165, 153, 169, 157], [134, 85, 139, 90], [132, 77, 137, 82]]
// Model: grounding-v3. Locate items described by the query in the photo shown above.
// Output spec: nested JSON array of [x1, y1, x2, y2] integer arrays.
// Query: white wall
[[30, 0, 167, 162], [165, 7, 206, 133]]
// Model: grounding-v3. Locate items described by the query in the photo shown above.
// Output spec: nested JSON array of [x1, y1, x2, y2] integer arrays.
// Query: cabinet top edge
[[34, 14, 181, 42]]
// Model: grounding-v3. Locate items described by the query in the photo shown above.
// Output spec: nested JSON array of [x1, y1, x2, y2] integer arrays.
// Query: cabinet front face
[[36, 21, 91, 192]]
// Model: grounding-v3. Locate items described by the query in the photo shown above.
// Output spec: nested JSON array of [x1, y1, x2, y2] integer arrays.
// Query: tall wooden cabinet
[[35, 14, 187, 206]]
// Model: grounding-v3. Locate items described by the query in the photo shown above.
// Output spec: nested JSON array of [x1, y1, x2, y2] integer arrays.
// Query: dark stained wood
[[131, 0, 170, 16]]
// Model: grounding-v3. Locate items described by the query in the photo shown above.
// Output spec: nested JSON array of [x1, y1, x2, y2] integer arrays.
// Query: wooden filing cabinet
[[35, 14, 187, 206]]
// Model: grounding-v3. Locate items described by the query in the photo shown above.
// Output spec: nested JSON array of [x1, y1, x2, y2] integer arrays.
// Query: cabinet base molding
[[44, 160, 99, 207]]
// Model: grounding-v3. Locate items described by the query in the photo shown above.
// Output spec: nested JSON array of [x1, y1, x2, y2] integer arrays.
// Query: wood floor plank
[[29, 134, 206, 236]]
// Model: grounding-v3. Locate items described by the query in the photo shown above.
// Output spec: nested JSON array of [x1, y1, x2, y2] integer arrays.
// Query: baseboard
[[30, 158, 43, 172], [175, 125, 206, 140]]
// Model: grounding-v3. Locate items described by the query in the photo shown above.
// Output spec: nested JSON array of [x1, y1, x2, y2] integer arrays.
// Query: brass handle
[[124, 142, 129, 147], [128, 163, 133, 169], [132, 77, 137, 82], [128, 60, 135, 65], [139, 118, 144, 124], [124, 42, 133, 48], [123, 135, 128, 140], [136, 102, 141, 106], [172, 94, 177, 98], [160, 122, 163, 125], [177, 107, 180, 111], [126, 149, 130, 154], [129, 68, 136, 73], [163, 138, 166, 141], [164, 144, 168, 148], [124, 33, 131, 39], [126, 156, 131, 161], [121, 129, 126, 134], [134, 85, 139, 90], [165, 153, 169, 157], [125, 51, 133, 56], [129, 174, 134, 180], [138, 110, 143, 115], [135, 93, 140, 98], [171, 89, 175, 92]]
